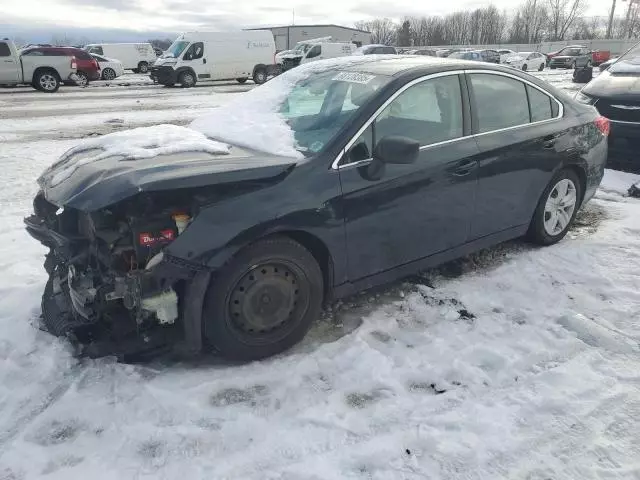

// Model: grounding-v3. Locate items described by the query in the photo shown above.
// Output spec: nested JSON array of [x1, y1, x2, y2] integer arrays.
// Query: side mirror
[[373, 136, 420, 165]]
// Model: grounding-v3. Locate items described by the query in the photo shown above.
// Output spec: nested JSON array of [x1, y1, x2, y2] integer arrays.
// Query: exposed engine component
[[141, 289, 179, 324]]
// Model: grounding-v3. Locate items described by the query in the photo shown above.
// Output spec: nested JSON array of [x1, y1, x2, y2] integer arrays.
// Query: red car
[[21, 46, 100, 86]]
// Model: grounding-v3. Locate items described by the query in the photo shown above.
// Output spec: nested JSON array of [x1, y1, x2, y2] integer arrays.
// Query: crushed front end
[[25, 192, 200, 359]]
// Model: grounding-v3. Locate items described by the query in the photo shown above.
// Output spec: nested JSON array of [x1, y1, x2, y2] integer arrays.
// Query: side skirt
[[333, 225, 529, 299]]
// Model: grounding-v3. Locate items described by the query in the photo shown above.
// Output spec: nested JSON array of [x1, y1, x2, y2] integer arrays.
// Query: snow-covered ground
[[1, 71, 639, 479]]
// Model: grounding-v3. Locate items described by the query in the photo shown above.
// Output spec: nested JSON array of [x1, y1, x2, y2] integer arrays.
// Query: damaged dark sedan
[[25, 56, 609, 361]]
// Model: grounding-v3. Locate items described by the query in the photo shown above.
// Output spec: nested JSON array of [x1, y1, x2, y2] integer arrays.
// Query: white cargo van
[[84, 43, 156, 73], [150, 31, 275, 87], [279, 38, 356, 71]]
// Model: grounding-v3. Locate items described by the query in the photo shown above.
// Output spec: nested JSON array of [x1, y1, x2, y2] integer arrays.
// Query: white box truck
[[0, 39, 78, 92], [150, 31, 275, 87], [84, 43, 157, 73], [279, 37, 356, 71]]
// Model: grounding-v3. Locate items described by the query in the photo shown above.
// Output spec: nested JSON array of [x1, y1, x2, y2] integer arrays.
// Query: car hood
[[37, 146, 298, 212], [582, 70, 640, 101]]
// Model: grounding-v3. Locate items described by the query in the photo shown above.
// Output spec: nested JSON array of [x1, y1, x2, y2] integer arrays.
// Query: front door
[[338, 73, 481, 281], [182, 42, 208, 80], [0, 41, 19, 84], [466, 72, 566, 239]]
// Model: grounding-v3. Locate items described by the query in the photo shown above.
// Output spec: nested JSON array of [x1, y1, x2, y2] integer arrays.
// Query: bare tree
[[546, 0, 588, 40], [354, 18, 398, 45]]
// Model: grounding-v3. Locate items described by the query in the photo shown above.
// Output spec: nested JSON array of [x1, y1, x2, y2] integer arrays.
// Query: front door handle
[[452, 159, 478, 176]]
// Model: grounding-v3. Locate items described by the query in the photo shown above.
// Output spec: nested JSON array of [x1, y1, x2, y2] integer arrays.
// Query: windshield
[[609, 41, 640, 74], [280, 70, 390, 154], [293, 43, 311, 54], [190, 58, 392, 158], [163, 40, 189, 58]]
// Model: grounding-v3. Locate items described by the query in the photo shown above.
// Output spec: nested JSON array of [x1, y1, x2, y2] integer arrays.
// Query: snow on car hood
[[39, 124, 231, 188], [190, 56, 382, 158]]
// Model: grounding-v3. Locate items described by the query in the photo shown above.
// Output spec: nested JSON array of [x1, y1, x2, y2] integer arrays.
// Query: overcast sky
[[0, 0, 612, 39]]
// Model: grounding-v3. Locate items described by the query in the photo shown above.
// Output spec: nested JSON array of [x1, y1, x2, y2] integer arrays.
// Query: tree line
[[355, 0, 640, 47]]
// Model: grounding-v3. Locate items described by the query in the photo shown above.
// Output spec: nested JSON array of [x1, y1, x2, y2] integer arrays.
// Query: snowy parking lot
[[1, 70, 639, 479]]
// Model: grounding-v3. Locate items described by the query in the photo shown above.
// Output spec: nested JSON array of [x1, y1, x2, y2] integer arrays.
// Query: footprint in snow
[[29, 419, 84, 446], [345, 390, 387, 409], [209, 385, 269, 407]]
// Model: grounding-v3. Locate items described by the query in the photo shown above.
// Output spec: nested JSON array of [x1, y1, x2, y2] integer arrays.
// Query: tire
[[253, 67, 267, 85], [550, 65, 556, 70], [538, 63, 545, 71], [138, 62, 149, 74], [102, 68, 116, 80], [527, 169, 582, 246], [236, 77, 248, 84], [34, 70, 60, 93], [179, 70, 196, 88], [202, 236, 324, 361], [522, 64, 528, 71], [75, 71, 89, 87]]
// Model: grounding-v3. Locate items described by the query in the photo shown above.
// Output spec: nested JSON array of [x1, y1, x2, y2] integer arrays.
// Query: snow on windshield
[[41, 124, 230, 187], [190, 56, 383, 158]]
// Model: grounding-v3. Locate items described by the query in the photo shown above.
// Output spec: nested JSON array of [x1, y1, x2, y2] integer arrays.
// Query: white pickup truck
[[0, 39, 78, 92]]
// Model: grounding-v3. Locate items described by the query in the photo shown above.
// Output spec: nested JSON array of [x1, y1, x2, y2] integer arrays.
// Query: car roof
[[338, 55, 512, 76]]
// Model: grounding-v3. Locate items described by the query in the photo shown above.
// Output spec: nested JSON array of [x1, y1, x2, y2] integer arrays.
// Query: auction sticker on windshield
[[332, 72, 376, 84]]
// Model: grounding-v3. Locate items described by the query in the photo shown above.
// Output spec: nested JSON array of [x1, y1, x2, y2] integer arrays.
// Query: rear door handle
[[452, 159, 478, 176]]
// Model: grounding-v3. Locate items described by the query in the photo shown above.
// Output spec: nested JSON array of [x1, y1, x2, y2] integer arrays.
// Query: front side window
[[306, 45, 321, 59], [470, 74, 530, 133], [375, 75, 463, 147], [184, 42, 204, 60], [75, 50, 92, 60], [87, 46, 103, 55], [0, 42, 10, 57]]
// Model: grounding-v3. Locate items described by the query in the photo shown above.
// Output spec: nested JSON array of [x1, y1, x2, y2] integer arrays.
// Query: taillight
[[594, 116, 610, 136], [71, 56, 77, 69]]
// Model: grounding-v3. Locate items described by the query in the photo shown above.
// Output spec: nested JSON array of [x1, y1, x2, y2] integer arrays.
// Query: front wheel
[[538, 63, 545, 71], [138, 62, 149, 73], [253, 68, 267, 85], [522, 64, 528, 71], [528, 169, 582, 245], [179, 71, 196, 88], [236, 77, 248, 84], [202, 236, 324, 361]]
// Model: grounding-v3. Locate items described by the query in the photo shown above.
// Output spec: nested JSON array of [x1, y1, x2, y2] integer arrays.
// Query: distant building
[[246, 24, 372, 51]]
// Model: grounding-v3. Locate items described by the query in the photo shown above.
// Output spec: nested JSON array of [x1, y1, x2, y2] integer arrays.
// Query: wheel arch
[[176, 66, 197, 82], [563, 163, 587, 205], [32, 67, 60, 84]]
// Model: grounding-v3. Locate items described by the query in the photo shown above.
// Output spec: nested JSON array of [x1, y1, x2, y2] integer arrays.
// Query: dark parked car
[[410, 49, 438, 57], [353, 44, 397, 55], [477, 49, 501, 63], [21, 46, 100, 86], [25, 57, 608, 361], [548, 45, 592, 69], [576, 41, 640, 171], [448, 50, 481, 61]]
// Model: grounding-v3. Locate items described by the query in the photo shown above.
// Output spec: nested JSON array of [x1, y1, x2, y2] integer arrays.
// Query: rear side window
[[470, 74, 530, 132], [527, 85, 553, 122], [375, 75, 463, 147], [87, 46, 103, 55], [75, 50, 92, 60], [0, 42, 10, 57]]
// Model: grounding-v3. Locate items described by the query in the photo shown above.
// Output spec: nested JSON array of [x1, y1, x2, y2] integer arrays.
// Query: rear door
[[466, 71, 566, 239], [338, 72, 482, 281], [0, 41, 20, 83]]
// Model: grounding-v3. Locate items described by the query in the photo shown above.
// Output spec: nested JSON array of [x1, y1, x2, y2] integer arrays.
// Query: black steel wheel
[[202, 236, 323, 360]]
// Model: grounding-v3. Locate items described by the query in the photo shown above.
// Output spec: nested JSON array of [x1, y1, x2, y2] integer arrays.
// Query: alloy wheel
[[39, 74, 57, 91], [102, 68, 116, 80], [543, 178, 577, 236]]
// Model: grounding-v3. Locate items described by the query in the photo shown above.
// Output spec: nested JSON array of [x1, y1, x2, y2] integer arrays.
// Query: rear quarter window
[[75, 51, 93, 60]]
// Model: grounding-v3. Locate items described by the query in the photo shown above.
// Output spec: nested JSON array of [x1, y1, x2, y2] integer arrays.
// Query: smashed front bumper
[[25, 214, 204, 359]]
